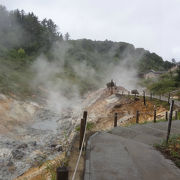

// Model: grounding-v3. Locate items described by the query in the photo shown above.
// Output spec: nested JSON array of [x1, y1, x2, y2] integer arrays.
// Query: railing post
[[165, 111, 168, 121], [56, 167, 68, 180], [143, 91, 146, 106], [136, 111, 139, 124], [79, 118, 85, 150], [154, 109, 156, 123], [150, 92, 152, 100], [83, 111, 88, 123], [159, 94, 161, 100], [79, 111, 87, 150], [166, 100, 174, 145], [114, 113, 118, 127]]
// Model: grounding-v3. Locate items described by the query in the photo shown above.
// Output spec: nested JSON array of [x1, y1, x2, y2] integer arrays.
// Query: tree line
[[0, 5, 70, 58]]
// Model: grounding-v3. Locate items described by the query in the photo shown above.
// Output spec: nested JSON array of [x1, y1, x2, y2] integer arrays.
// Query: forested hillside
[[0, 5, 174, 98]]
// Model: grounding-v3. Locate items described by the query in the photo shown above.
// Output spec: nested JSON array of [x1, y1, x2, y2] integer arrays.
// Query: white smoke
[[31, 41, 143, 113]]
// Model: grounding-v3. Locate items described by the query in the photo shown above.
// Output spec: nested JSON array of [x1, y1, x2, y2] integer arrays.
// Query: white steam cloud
[[31, 41, 143, 113]]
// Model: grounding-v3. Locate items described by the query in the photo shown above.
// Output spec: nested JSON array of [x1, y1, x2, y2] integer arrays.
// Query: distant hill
[[0, 5, 174, 99], [66, 39, 173, 73]]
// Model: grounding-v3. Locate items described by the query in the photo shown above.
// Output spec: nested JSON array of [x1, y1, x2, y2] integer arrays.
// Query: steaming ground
[[0, 84, 128, 179], [0, 93, 82, 180]]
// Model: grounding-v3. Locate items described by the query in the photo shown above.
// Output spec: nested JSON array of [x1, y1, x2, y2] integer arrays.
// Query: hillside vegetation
[[0, 5, 174, 99], [142, 69, 180, 97]]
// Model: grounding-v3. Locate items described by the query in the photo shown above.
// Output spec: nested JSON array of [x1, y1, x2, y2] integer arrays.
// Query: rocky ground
[[0, 94, 80, 180]]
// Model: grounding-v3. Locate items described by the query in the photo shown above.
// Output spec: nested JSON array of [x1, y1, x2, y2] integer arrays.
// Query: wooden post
[[154, 109, 156, 123], [83, 111, 88, 123], [143, 91, 146, 106], [165, 111, 168, 121], [79, 118, 85, 150], [56, 167, 68, 180], [175, 111, 178, 120], [168, 93, 170, 104], [159, 94, 161, 100], [150, 92, 152, 100], [166, 100, 174, 145], [114, 113, 118, 127], [136, 111, 139, 124], [79, 111, 87, 150]]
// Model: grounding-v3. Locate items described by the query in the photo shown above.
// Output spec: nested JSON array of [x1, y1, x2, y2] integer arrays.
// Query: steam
[[105, 56, 139, 90], [31, 41, 143, 113], [0, 5, 25, 51]]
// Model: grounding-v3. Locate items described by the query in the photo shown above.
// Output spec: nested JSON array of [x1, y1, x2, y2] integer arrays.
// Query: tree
[[64, 32, 70, 41], [172, 58, 176, 64]]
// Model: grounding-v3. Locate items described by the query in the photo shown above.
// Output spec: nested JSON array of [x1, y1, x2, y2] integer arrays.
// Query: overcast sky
[[1, 0, 180, 61]]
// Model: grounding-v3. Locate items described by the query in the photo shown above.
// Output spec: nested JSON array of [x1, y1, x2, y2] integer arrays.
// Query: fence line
[[87, 111, 178, 119], [56, 91, 180, 179]]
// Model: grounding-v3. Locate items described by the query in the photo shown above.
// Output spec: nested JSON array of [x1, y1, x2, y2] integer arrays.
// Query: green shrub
[[75, 122, 95, 132], [17, 48, 26, 58]]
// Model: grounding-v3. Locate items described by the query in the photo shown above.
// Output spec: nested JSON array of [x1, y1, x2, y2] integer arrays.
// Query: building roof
[[145, 69, 166, 75]]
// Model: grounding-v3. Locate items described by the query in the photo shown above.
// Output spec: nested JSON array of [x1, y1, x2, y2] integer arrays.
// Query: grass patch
[[151, 98, 170, 109], [75, 122, 95, 132], [154, 135, 180, 168]]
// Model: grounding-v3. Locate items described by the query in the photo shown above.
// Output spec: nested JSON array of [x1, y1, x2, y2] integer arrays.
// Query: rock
[[50, 144, 57, 148], [29, 141, 37, 146], [17, 143, 28, 149], [114, 104, 122, 108], [6, 160, 14, 166], [11, 149, 25, 160], [0, 148, 11, 157], [55, 145, 63, 152], [0, 94, 7, 100]]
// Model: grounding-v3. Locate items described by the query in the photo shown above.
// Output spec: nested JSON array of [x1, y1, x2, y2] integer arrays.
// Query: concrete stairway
[[84, 120, 180, 180]]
